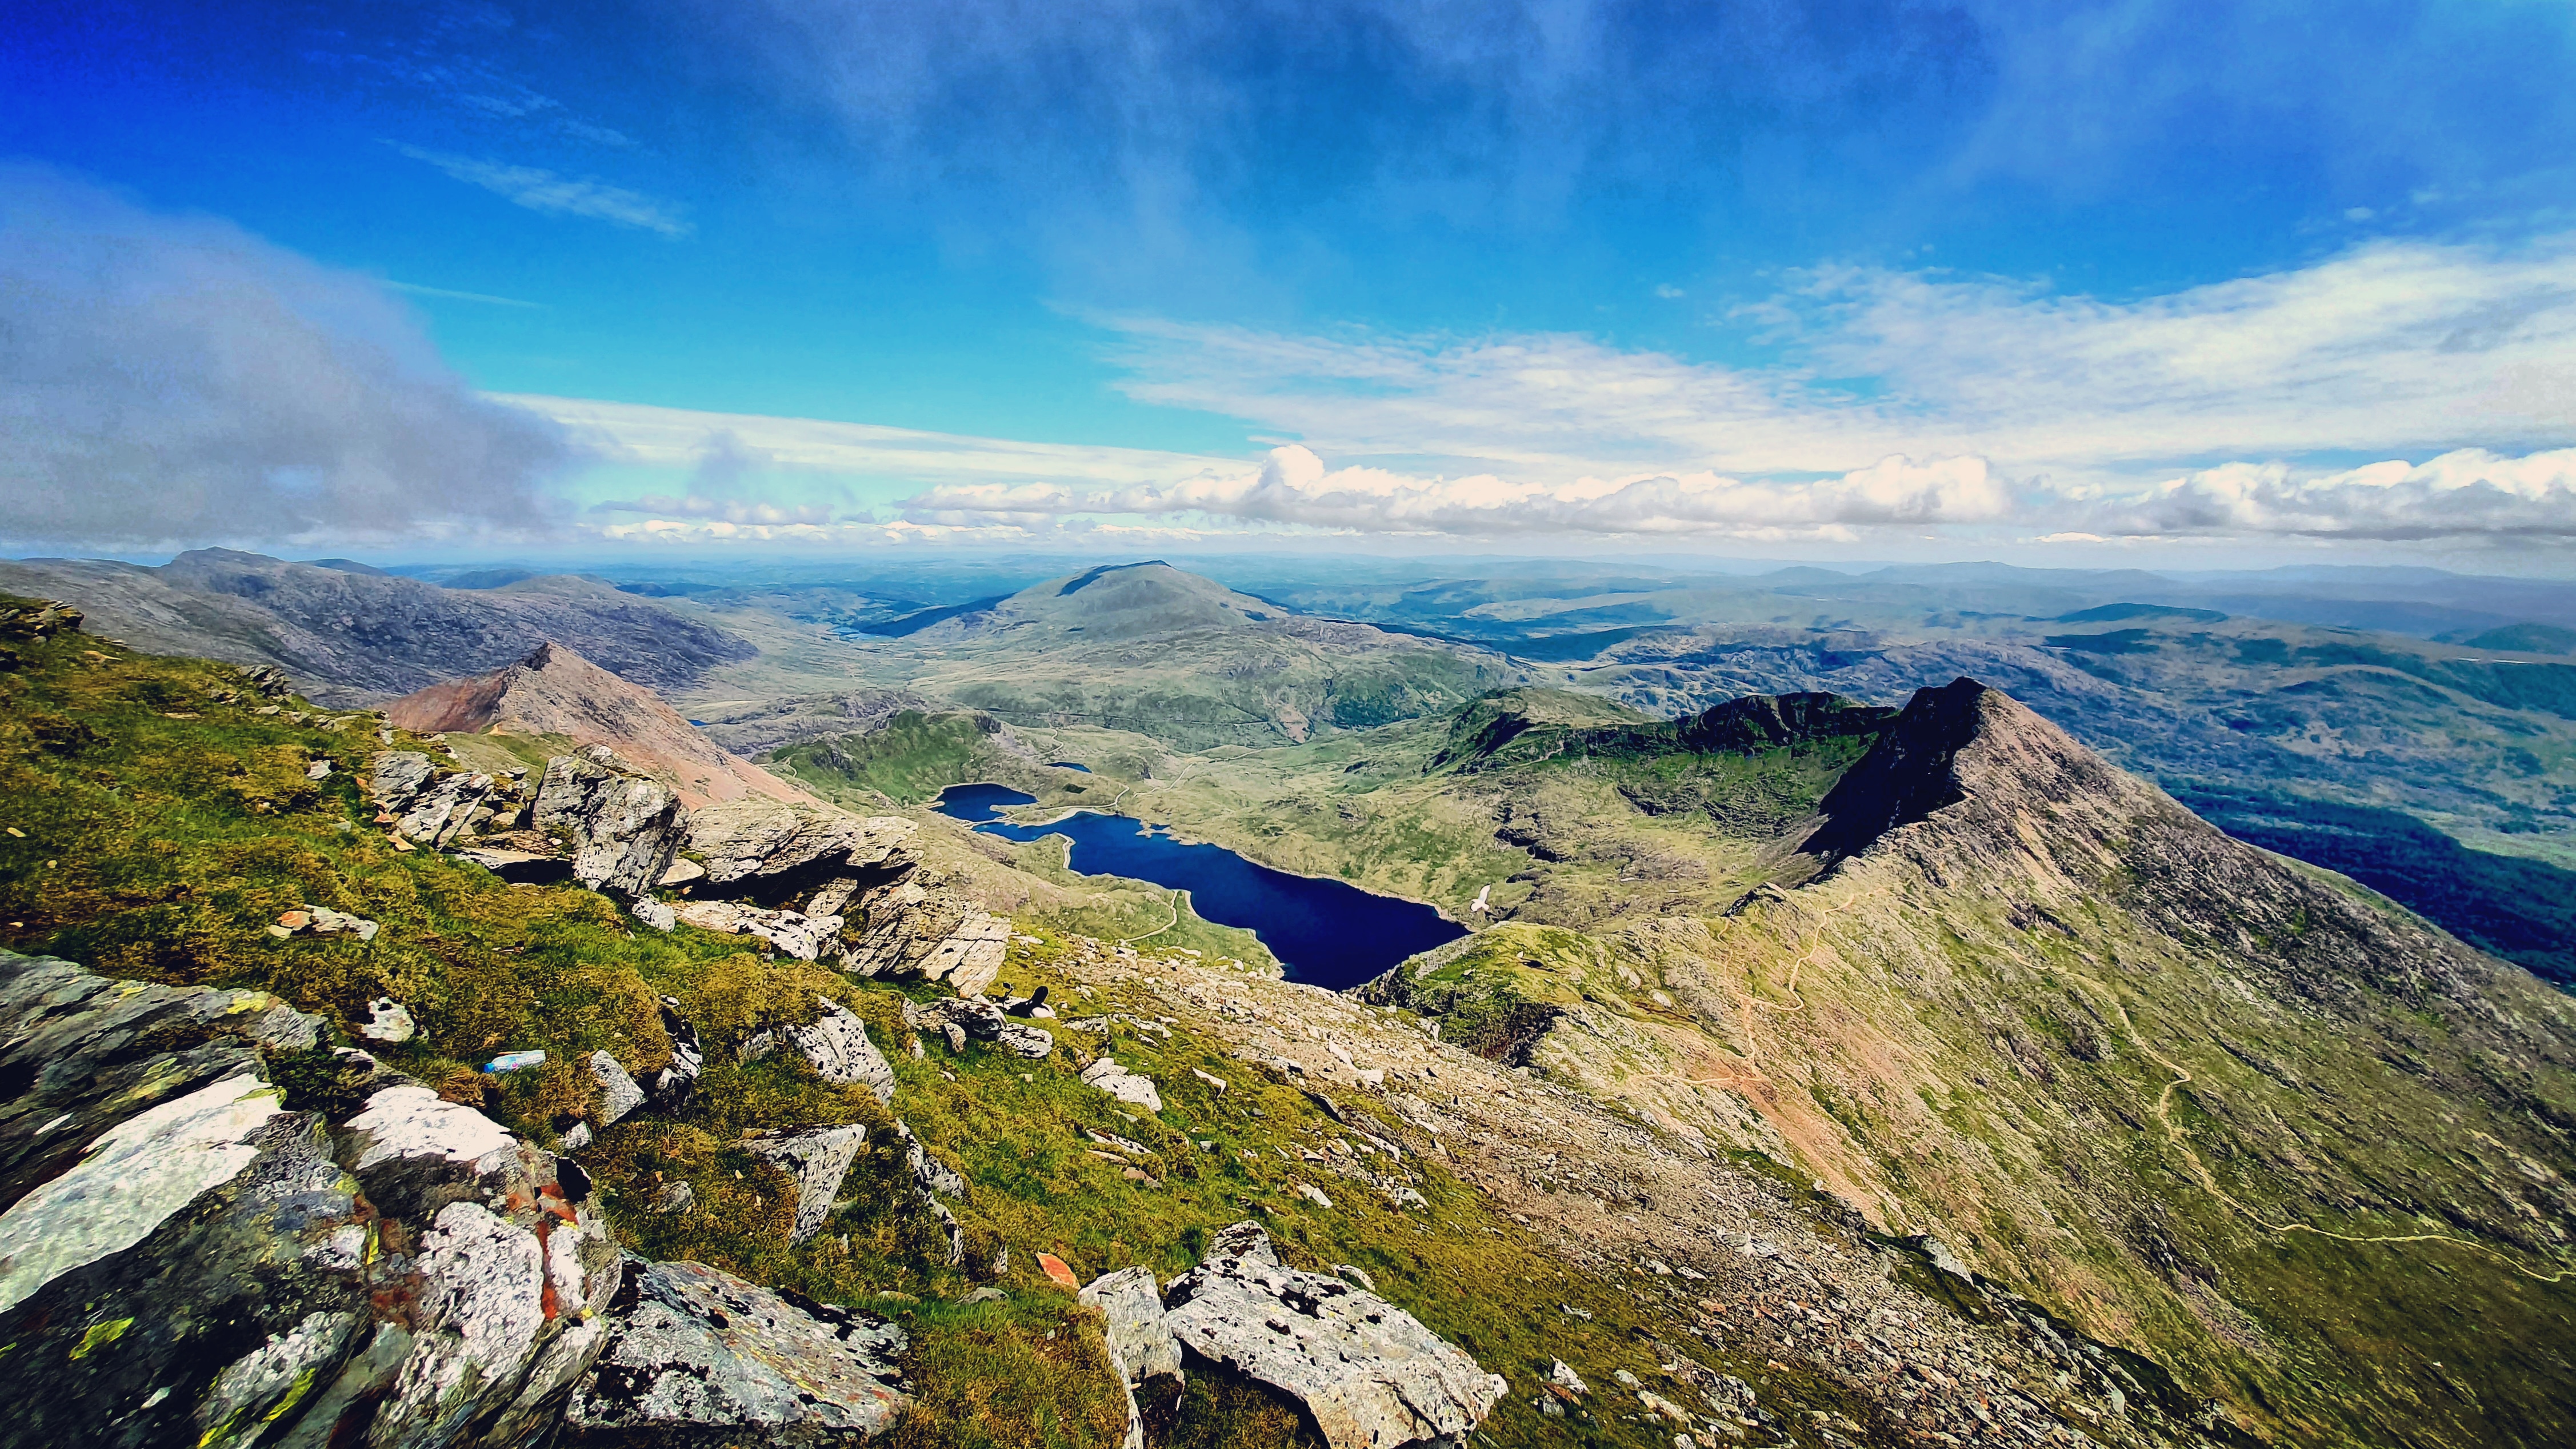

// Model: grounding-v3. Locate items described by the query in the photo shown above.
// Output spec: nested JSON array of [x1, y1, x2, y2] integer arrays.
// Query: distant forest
[[2175, 786, 2576, 987]]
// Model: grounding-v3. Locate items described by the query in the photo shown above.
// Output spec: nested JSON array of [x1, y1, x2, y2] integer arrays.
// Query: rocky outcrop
[[1155, 1222, 1503, 1449], [534, 747, 685, 899], [673, 899, 845, 961], [370, 744, 682, 907], [0, 951, 619, 1449], [1081, 1267, 1178, 1449], [845, 879, 1010, 996], [563, 1259, 906, 1443], [747, 997, 896, 1102], [681, 798, 915, 900], [1082, 1266, 1183, 1383]]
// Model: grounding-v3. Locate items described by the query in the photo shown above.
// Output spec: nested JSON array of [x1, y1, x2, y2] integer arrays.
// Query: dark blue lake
[[933, 783, 1465, 990]]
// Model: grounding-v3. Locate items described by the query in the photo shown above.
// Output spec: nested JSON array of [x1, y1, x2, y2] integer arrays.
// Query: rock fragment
[[589, 1050, 646, 1127], [565, 1259, 906, 1443], [359, 996, 415, 1043], [747, 1124, 868, 1244], [1161, 1221, 1505, 1449], [1080, 1056, 1163, 1113], [647, 997, 705, 1111]]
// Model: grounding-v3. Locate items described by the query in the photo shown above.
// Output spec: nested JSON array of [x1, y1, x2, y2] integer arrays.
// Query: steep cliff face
[[385, 642, 810, 810]]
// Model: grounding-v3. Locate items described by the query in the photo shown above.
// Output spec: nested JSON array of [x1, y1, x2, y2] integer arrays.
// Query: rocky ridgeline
[[367, 744, 1011, 996]]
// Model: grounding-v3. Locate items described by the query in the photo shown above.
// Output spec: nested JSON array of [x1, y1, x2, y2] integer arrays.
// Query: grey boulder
[[771, 997, 897, 1103], [532, 747, 683, 899], [1162, 1222, 1505, 1449], [565, 1259, 906, 1444]]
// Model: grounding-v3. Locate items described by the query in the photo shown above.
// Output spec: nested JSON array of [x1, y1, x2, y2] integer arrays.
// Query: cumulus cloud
[[0, 166, 573, 549], [390, 145, 691, 236], [897, 445, 2009, 539], [2109, 449, 2576, 541]]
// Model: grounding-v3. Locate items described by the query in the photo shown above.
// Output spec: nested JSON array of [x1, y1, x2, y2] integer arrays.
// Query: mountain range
[[0, 549, 754, 703], [5, 568, 2576, 1447]]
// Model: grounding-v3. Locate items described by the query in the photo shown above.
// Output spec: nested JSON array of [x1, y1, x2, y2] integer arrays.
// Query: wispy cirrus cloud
[[529, 228, 2576, 549], [390, 145, 691, 237], [1096, 230, 2576, 485]]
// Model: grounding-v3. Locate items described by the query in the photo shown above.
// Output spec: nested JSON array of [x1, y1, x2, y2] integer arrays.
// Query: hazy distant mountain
[[0, 549, 755, 702]]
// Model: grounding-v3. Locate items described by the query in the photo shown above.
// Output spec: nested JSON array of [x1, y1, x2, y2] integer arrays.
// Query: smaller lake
[[934, 783, 1464, 989], [1048, 761, 1093, 774]]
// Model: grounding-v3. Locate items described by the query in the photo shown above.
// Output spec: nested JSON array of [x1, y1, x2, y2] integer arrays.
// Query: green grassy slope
[[5, 611, 1920, 1449]]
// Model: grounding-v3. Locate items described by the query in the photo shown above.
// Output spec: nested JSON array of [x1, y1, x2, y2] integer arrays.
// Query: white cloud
[[1095, 230, 2576, 483], [522, 230, 2576, 549], [391, 145, 692, 237], [0, 166, 569, 549], [2111, 448, 2576, 541], [896, 445, 2009, 539], [514, 394, 1249, 489]]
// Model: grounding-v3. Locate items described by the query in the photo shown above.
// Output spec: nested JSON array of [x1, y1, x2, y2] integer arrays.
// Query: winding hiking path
[[2056, 963, 2576, 1286]]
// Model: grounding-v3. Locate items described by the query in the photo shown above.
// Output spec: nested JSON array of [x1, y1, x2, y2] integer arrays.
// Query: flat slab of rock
[[684, 799, 915, 892], [567, 1259, 907, 1443], [1163, 1222, 1505, 1449], [673, 898, 845, 962]]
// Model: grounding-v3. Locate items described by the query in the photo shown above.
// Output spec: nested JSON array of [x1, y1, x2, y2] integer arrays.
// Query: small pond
[[933, 783, 1464, 989]]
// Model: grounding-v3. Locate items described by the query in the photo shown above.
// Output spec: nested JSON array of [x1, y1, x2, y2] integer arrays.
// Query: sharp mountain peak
[[385, 640, 811, 811]]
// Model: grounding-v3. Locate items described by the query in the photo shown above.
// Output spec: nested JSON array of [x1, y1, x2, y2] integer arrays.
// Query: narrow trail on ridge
[[2054, 960, 2576, 1287]]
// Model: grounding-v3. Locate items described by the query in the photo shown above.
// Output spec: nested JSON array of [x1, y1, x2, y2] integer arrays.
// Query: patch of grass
[[774, 710, 1026, 805]]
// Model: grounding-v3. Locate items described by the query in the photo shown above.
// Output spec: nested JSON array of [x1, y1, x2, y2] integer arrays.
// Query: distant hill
[[0, 549, 754, 702], [383, 641, 810, 808], [891, 561, 1518, 748], [2054, 601, 2227, 623], [2462, 622, 2576, 655]]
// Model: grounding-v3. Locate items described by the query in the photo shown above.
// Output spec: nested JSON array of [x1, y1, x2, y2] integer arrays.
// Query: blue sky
[[7, 0, 2576, 562]]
